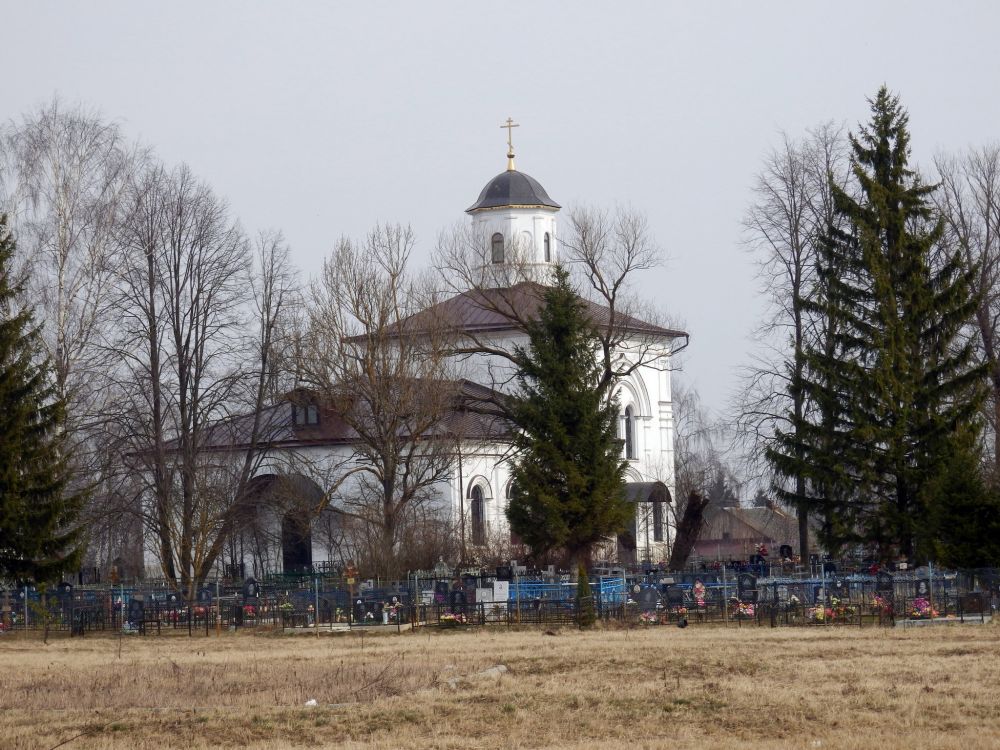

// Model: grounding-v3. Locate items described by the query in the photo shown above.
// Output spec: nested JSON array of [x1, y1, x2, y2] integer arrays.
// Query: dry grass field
[[3, 622, 1000, 749]]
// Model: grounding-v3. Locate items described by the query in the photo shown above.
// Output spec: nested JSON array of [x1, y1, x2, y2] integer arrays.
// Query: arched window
[[623, 405, 636, 460], [491, 233, 504, 264], [544, 232, 551, 262], [471, 485, 486, 545], [652, 498, 664, 542]]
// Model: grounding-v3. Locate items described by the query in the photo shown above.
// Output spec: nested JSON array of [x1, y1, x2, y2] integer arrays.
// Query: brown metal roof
[[186, 379, 513, 453], [399, 282, 687, 340]]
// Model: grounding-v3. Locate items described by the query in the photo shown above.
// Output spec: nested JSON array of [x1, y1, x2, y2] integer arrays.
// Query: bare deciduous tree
[[298, 224, 469, 578], [434, 205, 685, 406], [0, 100, 149, 575], [666, 381, 737, 568], [935, 146, 1000, 473], [113, 162, 297, 597], [733, 123, 849, 559]]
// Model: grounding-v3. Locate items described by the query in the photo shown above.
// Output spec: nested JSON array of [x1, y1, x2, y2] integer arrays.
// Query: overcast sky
[[5, 2, 1000, 417]]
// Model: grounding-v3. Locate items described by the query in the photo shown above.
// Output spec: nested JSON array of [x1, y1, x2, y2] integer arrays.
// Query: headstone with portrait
[[737, 573, 757, 603], [242, 578, 260, 602], [127, 595, 145, 626]]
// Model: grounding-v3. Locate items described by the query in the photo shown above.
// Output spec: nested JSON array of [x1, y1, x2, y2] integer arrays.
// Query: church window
[[544, 232, 551, 262], [491, 232, 504, 264], [652, 498, 664, 542], [623, 405, 636, 459], [471, 485, 486, 545]]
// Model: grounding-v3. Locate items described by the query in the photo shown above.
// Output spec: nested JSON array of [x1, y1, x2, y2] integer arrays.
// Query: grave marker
[[664, 586, 685, 606], [637, 588, 660, 612], [876, 571, 894, 599], [127, 595, 144, 626], [242, 578, 260, 601], [737, 573, 757, 603], [449, 589, 468, 615]]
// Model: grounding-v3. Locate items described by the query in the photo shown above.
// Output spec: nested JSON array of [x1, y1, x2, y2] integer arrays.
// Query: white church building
[[144, 136, 686, 577]]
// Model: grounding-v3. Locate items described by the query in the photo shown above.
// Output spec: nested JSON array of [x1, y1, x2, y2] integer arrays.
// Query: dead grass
[[3, 623, 1000, 749]]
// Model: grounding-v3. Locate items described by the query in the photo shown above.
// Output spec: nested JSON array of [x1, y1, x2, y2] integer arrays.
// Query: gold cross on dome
[[501, 117, 519, 154]]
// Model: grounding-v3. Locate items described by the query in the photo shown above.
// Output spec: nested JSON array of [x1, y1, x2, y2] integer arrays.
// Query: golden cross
[[501, 117, 519, 154]]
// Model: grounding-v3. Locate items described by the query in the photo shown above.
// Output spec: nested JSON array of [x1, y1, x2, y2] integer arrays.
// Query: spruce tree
[[769, 88, 986, 561], [506, 267, 631, 566], [922, 428, 1000, 568], [0, 215, 84, 583]]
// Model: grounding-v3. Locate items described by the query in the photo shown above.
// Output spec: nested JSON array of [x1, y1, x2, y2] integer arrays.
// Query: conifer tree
[[506, 267, 631, 565], [769, 88, 986, 561], [921, 427, 1000, 568], [0, 215, 84, 582]]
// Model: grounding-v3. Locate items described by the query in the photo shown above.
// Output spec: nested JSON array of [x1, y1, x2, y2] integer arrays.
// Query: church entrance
[[281, 509, 312, 573]]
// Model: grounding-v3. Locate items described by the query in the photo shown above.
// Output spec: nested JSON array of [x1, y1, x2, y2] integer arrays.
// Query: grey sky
[[5, 2, 1000, 417]]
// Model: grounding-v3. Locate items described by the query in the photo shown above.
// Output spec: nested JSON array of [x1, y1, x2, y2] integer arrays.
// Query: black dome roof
[[466, 170, 560, 213]]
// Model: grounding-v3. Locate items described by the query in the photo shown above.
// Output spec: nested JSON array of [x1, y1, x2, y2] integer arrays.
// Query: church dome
[[465, 170, 561, 213]]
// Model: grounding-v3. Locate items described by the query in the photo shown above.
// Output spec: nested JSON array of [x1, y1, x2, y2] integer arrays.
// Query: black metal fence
[[1, 566, 996, 636]]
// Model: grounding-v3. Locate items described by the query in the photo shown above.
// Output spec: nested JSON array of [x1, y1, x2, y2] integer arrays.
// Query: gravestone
[[166, 591, 180, 605], [876, 572, 894, 599], [637, 588, 660, 612], [242, 578, 260, 601], [831, 579, 849, 599], [449, 589, 468, 615], [822, 561, 837, 575], [492, 580, 509, 604], [915, 579, 931, 599], [664, 586, 685, 606], [737, 573, 757, 603], [127, 596, 144, 625], [496, 565, 512, 581], [813, 586, 827, 604], [353, 598, 365, 623], [57, 581, 73, 597], [463, 583, 477, 605], [779, 544, 793, 560], [433, 580, 449, 604], [196, 587, 213, 604]]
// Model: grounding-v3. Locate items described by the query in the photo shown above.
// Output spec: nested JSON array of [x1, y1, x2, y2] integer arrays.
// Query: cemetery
[[1, 559, 995, 639]]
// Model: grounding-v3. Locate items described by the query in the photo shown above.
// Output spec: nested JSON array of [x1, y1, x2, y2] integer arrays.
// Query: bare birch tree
[[0, 99, 150, 577]]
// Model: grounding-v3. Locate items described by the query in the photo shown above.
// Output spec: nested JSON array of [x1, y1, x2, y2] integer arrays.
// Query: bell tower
[[465, 118, 561, 286]]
